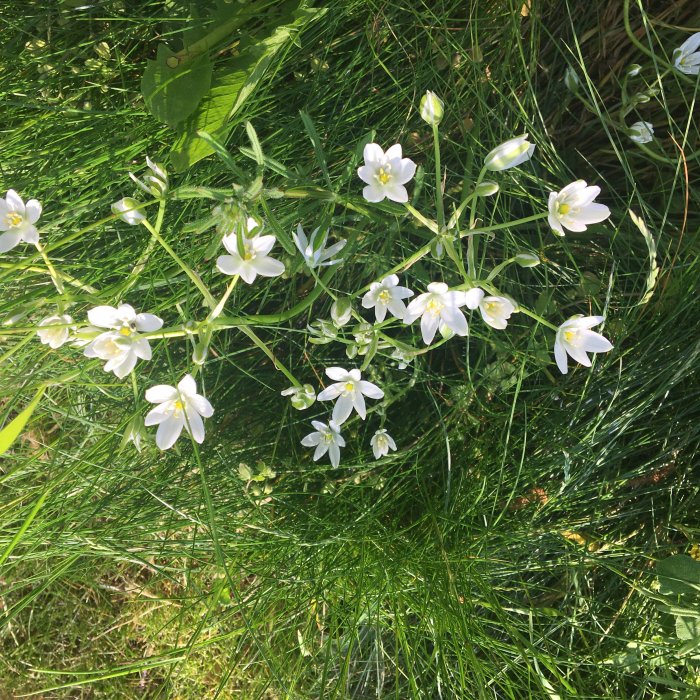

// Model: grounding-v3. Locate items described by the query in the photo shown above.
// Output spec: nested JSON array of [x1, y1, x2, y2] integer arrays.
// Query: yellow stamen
[[173, 399, 185, 412], [558, 203, 570, 216], [5, 212, 23, 228], [377, 167, 391, 185], [119, 326, 132, 336], [344, 381, 355, 393], [378, 290, 391, 303], [426, 299, 443, 314], [564, 330, 576, 343]]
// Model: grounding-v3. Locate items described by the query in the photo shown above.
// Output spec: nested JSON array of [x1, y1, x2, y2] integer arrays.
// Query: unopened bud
[[474, 180, 499, 197], [514, 252, 540, 268], [331, 298, 353, 327], [420, 90, 444, 126]]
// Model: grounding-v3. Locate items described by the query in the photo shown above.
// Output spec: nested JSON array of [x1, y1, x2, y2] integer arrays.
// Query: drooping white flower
[[464, 288, 516, 330], [300, 420, 345, 467], [547, 180, 611, 236], [330, 298, 353, 327], [673, 32, 700, 75], [281, 384, 316, 410], [403, 282, 468, 345], [216, 216, 285, 284], [370, 429, 397, 460], [129, 156, 168, 198], [112, 197, 145, 225], [83, 304, 163, 379], [145, 374, 214, 450], [628, 121, 654, 144], [357, 143, 417, 203], [484, 134, 535, 171], [0, 189, 42, 253], [420, 90, 444, 126], [317, 367, 384, 425], [361, 274, 414, 322], [37, 314, 74, 349], [554, 315, 613, 375], [293, 223, 346, 268]]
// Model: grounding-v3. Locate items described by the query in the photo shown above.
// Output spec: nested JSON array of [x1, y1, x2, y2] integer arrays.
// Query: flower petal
[[0, 230, 21, 253], [156, 416, 185, 450], [190, 395, 214, 418], [441, 306, 468, 336], [359, 380, 384, 399], [554, 338, 568, 374], [145, 384, 177, 403], [362, 185, 386, 203], [332, 394, 354, 424], [578, 329, 613, 353], [25, 199, 42, 224], [216, 254, 241, 276], [88, 305, 121, 329], [363, 143, 384, 164], [420, 312, 439, 345], [135, 313, 163, 332], [184, 409, 205, 443], [252, 256, 285, 278], [178, 374, 197, 396], [326, 367, 350, 381]]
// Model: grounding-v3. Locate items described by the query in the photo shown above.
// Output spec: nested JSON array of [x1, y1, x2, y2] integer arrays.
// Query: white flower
[[293, 223, 346, 268], [484, 134, 535, 171], [357, 143, 417, 203], [281, 384, 316, 410], [370, 429, 397, 460], [145, 374, 214, 450], [420, 90, 444, 126], [112, 197, 145, 225], [403, 282, 468, 345], [547, 180, 611, 236], [37, 314, 74, 349], [628, 121, 654, 144], [361, 274, 414, 322], [464, 288, 516, 330], [554, 315, 613, 375], [317, 367, 384, 425], [300, 420, 345, 467], [0, 189, 42, 253], [673, 32, 700, 75], [129, 156, 168, 197], [564, 67, 580, 92], [83, 304, 163, 379], [216, 216, 285, 284]]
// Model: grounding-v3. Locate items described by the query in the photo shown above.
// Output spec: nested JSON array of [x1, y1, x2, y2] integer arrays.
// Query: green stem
[[432, 123, 445, 231], [238, 326, 300, 387], [34, 242, 65, 298]]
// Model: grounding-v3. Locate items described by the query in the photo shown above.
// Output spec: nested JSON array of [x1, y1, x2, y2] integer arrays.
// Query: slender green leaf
[[0, 386, 46, 456]]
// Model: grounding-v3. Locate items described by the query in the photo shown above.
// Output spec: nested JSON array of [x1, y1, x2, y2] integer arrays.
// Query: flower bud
[[112, 197, 145, 225], [474, 180, 499, 197], [564, 67, 580, 92], [484, 134, 535, 171], [280, 384, 316, 410], [121, 416, 148, 453], [627, 64, 642, 77], [192, 341, 209, 366], [514, 251, 540, 268], [330, 298, 353, 327], [628, 121, 654, 144], [420, 90, 444, 126]]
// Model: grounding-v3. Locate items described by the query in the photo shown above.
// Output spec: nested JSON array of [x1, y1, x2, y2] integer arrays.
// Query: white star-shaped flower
[[317, 367, 384, 425], [554, 315, 613, 375], [403, 282, 468, 345], [361, 274, 414, 322], [357, 143, 416, 203], [37, 314, 75, 349], [0, 189, 42, 253], [84, 304, 163, 379], [464, 288, 516, 330], [673, 32, 700, 75], [301, 420, 345, 467], [547, 180, 611, 236], [293, 223, 346, 268], [145, 374, 214, 450], [370, 429, 397, 460]]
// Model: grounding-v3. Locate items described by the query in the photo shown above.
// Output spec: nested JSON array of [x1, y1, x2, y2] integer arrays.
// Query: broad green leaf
[[657, 555, 700, 597], [676, 614, 700, 642], [0, 386, 46, 456], [142, 44, 213, 127], [170, 5, 327, 171]]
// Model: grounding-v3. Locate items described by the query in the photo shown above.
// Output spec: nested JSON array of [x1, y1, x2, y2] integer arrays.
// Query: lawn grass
[[1, 0, 699, 697]]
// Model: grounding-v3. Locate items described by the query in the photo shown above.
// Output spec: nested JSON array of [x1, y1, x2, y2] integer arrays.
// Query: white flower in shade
[[293, 223, 346, 268], [83, 304, 163, 379], [129, 156, 168, 198], [361, 274, 414, 322], [37, 314, 74, 349], [145, 374, 214, 450], [357, 143, 417, 203], [464, 288, 516, 330], [300, 420, 345, 467], [554, 315, 613, 375], [216, 216, 285, 284], [0, 189, 42, 253], [628, 121, 654, 144], [673, 32, 700, 75], [484, 134, 535, 171], [112, 197, 145, 225], [403, 282, 468, 345], [281, 384, 316, 410], [370, 429, 397, 460], [317, 367, 384, 425], [547, 180, 611, 236], [420, 90, 444, 126]]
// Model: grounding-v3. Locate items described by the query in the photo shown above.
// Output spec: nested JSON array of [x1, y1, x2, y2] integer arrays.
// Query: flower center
[[343, 381, 355, 394], [5, 212, 23, 228], [564, 330, 576, 343], [378, 289, 392, 304], [173, 399, 185, 413], [376, 167, 391, 185], [376, 435, 388, 449], [558, 203, 571, 216], [242, 243, 255, 261], [426, 298, 444, 315], [119, 326, 132, 336], [484, 301, 498, 313], [323, 430, 334, 444]]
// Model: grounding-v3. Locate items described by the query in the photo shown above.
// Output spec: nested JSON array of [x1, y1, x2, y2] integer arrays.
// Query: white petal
[[312, 442, 329, 461], [252, 256, 285, 278], [145, 402, 173, 425], [349, 369, 361, 381], [566, 343, 592, 367], [88, 306, 121, 329], [21, 225, 39, 244], [678, 31, 700, 55], [146, 384, 178, 403], [156, 416, 185, 450], [554, 338, 568, 375], [317, 385, 342, 401], [464, 287, 485, 309], [332, 394, 354, 424], [576, 203, 611, 225], [359, 381, 384, 399], [441, 306, 468, 336], [135, 313, 163, 332], [357, 165, 375, 185], [363, 185, 386, 203], [394, 158, 417, 185], [374, 302, 388, 322], [189, 395, 214, 418], [353, 392, 366, 420], [239, 264, 257, 284], [25, 199, 42, 224], [301, 432, 322, 447], [112, 351, 138, 378], [384, 184, 409, 203], [184, 409, 205, 443], [252, 234, 277, 256], [178, 374, 197, 397], [328, 444, 341, 467], [216, 254, 241, 276], [0, 231, 21, 253], [578, 330, 613, 353], [384, 144, 403, 160], [326, 367, 350, 381], [421, 312, 439, 345], [5, 190, 24, 212], [363, 143, 384, 164], [131, 337, 152, 360]]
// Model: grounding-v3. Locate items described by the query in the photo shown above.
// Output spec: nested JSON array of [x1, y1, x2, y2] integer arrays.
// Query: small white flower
[[554, 315, 613, 375], [357, 143, 417, 203], [84, 304, 163, 379], [673, 32, 700, 75], [112, 197, 145, 225], [301, 420, 345, 467], [564, 67, 580, 92], [420, 90, 444, 126], [628, 121, 654, 144], [547, 180, 611, 236], [361, 274, 414, 322], [370, 429, 397, 460], [37, 314, 74, 349], [281, 384, 316, 410], [403, 282, 468, 346], [330, 298, 353, 327], [129, 156, 168, 198], [317, 367, 384, 425], [145, 374, 214, 450], [0, 189, 42, 253], [484, 134, 535, 171], [216, 216, 285, 284], [293, 223, 346, 268], [464, 288, 516, 330]]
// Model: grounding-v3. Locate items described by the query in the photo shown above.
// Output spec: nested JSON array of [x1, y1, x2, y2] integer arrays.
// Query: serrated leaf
[[0, 387, 46, 456], [629, 209, 659, 305], [657, 555, 700, 597], [142, 44, 213, 127]]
